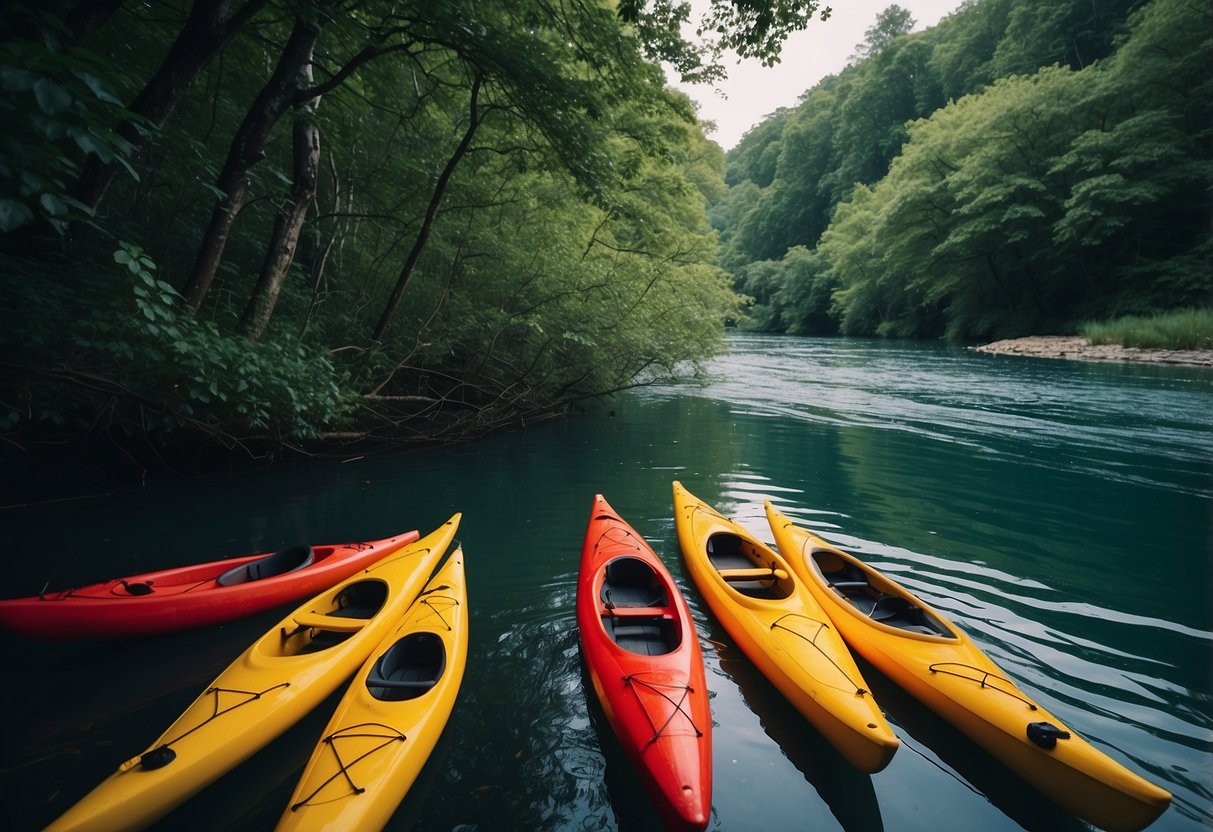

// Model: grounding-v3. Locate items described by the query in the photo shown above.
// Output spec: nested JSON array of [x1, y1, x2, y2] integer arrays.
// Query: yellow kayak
[[45, 515, 461, 832], [672, 482, 898, 772], [277, 547, 469, 831], [764, 502, 1172, 832]]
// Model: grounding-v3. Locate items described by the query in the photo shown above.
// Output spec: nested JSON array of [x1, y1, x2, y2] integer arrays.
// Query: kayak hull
[[44, 516, 460, 832], [672, 482, 898, 773], [277, 547, 469, 832], [578, 494, 712, 832], [765, 501, 1172, 832], [0, 531, 422, 639]]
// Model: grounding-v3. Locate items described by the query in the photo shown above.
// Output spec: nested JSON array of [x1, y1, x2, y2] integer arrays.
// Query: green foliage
[[720, 0, 1211, 341], [850, 4, 916, 63], [1081, 308, 1213, 350], [115, 244, 352, 438], [0, 20, 136, 232], [351, 93, 738, 415], [1, 1, 771, 452], [0, 243, 354, 440], [622, 0, 831, 81], [736, 246, 838, 334]]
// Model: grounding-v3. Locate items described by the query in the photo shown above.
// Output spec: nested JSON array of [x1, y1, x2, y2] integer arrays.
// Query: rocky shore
[[971, 336, 1213, 367]]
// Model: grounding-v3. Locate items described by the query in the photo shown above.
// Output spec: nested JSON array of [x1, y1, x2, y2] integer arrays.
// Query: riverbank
[[972, 336, 1213, 367]]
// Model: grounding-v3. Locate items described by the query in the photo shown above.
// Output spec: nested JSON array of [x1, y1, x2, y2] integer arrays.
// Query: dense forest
[[1, 0, 1208, 462], [0, 0, 830, 457], [719, 0, 1212, 340]]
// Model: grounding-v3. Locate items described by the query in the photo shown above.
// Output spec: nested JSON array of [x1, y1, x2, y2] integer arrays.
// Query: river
[[2, 333, 1210, 831]]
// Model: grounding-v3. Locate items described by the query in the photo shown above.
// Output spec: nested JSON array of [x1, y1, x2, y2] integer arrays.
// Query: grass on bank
[[1081, 308, 1213, 350]]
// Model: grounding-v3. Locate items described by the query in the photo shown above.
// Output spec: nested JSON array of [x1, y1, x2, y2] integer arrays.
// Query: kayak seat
[[297, 581, 388, 654], [217, 545, 315, 587], [609, 615, 678, 656], [847, 592, 879, 616], [823, 560, 869, 587], [707, 534, 792, 599], [331, 580, 389, 619], [366, 632, 446, 701], [870, 595, 948, 635], [705, 535, 754, 571], [603, 557, 668, 608], [869, 595, 912, 621]]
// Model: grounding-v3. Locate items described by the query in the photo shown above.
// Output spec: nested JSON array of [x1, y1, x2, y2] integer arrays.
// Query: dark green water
[[2, 333, 1210, 831]]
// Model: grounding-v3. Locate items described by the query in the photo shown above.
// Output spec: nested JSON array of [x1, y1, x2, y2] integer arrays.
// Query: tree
[[238, 61, 321, 340], [74, 0, 270, 213], [1, 0, 832, 451], [372, 72, 483, 343], [178, 13, 324, 311], [850, 4, 915, 63], [622, 0, 832, 81]]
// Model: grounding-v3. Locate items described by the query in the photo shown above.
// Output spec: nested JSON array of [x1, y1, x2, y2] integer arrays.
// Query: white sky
[[672, 1, 965, 150]]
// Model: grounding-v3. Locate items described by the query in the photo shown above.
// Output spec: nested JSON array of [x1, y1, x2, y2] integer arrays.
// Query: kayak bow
[[765, 501, 1171, 832]]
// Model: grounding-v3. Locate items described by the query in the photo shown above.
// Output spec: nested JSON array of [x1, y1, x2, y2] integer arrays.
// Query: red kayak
[[577, 494, 712, 832], [0, 529, 420, 639]]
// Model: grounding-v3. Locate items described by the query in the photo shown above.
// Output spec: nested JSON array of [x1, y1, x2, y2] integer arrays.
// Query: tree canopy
[[716, 0, 1211, 340], [0, 0, 825, 455]]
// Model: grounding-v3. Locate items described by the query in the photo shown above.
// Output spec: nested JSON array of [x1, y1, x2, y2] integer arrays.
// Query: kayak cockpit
[[217, 545, 316, 587], [605, 615, 679, 656], [366, 632, 445, 700], [811, 550, 951, 637], [600, 557, 681, 656], [280, 579, 389, 655], [601, 556, 668, 608], [706, 533, 793, 600]]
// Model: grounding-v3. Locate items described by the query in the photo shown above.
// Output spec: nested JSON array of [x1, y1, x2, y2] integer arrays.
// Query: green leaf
[[0, 199, 34, 231], [77, 72, 123, 105], [0, 66, 36, 93], [33, 79, 72, 115], [39, 192, 68, 216], [71, 131, 115, 163]]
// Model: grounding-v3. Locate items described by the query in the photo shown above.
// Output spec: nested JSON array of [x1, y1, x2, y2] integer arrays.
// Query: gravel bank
[[971, 336, 1213, 367]]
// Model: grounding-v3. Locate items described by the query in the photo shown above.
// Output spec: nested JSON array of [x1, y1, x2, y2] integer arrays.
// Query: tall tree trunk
[[239, 65, 321, 341], [73, 0, 268, 213], [372, 73, 483, 343], [179, 16, 320, 312], [300, 153, 344, 341]]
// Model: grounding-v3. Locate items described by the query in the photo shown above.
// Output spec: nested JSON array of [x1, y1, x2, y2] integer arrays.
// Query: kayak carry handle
[[1027, 721, 1071, 749], [119, 745, 176, 773]]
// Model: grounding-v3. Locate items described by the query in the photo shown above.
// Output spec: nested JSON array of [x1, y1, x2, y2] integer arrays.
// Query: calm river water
[[2, 333, 1210, 831]]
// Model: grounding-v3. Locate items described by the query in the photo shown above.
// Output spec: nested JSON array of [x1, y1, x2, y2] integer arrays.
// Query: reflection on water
[[713, 652, 884, 832], [1, 333, 1209, 831]]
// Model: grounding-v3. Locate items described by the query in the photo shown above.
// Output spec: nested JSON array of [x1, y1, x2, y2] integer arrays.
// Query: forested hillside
[[0, 0, 829, 456], [719, 0, 1212, 340]]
